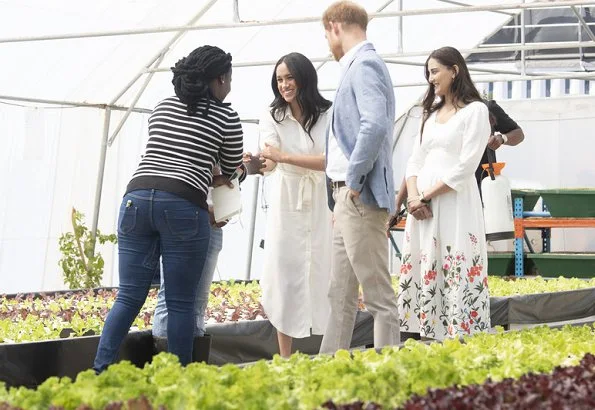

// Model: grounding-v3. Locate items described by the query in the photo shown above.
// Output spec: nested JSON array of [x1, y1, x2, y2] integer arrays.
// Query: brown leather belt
[[331, 181, 346, 190]]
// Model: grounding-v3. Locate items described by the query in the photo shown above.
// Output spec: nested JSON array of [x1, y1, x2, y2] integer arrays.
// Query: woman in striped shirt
[[94, 45, 244, 371]]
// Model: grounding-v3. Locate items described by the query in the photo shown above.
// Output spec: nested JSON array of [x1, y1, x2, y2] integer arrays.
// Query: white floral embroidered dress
[[398, 101, 491, 340]]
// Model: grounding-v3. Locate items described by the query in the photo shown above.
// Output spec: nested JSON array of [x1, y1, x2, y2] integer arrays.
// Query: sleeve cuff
[[440, 176, 462, 192]]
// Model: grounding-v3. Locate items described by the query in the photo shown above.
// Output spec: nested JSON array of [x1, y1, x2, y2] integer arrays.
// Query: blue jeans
[[152, 226, 223, 337], [93, 189, 210, 372]]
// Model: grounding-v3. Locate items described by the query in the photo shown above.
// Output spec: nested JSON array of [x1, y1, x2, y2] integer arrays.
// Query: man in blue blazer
[[319, 1, 400, 354]]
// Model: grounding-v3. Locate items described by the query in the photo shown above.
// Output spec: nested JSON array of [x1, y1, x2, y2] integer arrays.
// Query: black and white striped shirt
[[126, 96, 244, 209]]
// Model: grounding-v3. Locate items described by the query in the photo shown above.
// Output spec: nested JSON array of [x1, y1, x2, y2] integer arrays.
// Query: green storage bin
[[488, 252, 536, 276], [539, 189, 595, 217], [527, 253, 595, 278], [488, 252, 514, 276], [511, 189, 540, 212]]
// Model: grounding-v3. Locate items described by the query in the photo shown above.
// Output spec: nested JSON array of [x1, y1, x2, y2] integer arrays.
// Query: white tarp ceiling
[[0, 0, 515, 117]]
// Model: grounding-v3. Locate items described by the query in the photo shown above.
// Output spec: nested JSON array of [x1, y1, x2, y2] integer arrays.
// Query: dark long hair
[[269, 52, 332, 142], [420, 46, 483, 137], [171, 45, 232, 116]]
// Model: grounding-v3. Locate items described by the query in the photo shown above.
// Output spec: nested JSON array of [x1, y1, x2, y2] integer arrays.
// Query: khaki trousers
[[319, 186, 400, 354]]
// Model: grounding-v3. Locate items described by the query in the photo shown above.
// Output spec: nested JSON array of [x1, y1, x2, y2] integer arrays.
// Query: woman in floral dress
[[398, 46, 491, 340]]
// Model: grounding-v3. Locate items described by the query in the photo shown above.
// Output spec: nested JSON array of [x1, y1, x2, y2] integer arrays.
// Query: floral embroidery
[[469, 233, 478, 245], [423, 260, 438, 285], [400, 253, 413, 275], [468, 265, 482, 282], [423, 269, 437, 285], [398, 231, 490, 340]]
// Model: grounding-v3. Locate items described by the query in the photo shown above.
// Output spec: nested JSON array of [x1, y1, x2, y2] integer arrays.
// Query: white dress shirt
[[326, 40, 370, 183]]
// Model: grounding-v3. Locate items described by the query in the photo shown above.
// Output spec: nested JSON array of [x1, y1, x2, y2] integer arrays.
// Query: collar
[[208, 93, 231, 107], [339, 40, 370, 68], [284, 105, 298, 122]]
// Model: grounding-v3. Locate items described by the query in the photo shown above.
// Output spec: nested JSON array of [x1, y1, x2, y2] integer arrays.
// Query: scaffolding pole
[[502, 22, 595, 29], [244, 176, 261, 280], [0, 93, 261, 122], [397, 0, 403, 53], [1, 1, 591, 44], [437, 0, 514, 16], [521, 0, 527, 76], [572, 6, 595, 42], [385, 58, 543, 76], [318, 71, 595, 91], [150, 39, 595, 72], [89, 107, 112, 259], [107, 53, 165, 146], [233, 0, 241, 23], [0, 95, 152, 113]]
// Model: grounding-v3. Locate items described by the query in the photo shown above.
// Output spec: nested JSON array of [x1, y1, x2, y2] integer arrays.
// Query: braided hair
[[171, 45, 232, 116]]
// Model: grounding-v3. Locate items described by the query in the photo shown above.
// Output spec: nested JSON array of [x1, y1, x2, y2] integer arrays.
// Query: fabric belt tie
[[296, 172, 321, 211]]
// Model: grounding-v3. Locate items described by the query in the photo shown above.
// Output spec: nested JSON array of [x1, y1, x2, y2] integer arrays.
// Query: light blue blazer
[[326, 42, 396, 213]]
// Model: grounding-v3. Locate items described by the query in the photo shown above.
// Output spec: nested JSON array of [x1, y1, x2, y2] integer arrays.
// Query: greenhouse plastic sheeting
[[0, 330, 154, 388], [202, 289, 595, 366], [506, 288, 595, 325], [205, 311, 374, 365], [488, 296, 510, 327]]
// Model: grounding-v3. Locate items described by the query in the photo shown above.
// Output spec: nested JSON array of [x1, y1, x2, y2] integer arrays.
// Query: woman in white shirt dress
[[397, 46, 492, 341], [245, 52, 332, 357]]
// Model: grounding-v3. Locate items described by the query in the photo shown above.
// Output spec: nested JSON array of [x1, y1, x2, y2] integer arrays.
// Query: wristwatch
[[495, 131, 508, 145], [420, 191, 431, 204]]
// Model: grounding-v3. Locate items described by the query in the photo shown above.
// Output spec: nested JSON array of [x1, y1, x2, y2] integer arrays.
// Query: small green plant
[[58, 207, 117, 289]]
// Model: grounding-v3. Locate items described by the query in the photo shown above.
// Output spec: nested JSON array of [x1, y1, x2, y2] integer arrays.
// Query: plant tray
[[527, 253, 595, 278], [488, 252, 514, 276], [488, 252, 536, 276], [539, 189, 595, 217], [511, 189, 540, 212]]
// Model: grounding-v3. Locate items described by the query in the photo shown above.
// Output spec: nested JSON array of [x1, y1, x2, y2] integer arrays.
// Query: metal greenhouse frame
[[0, 0, 593, 281]]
